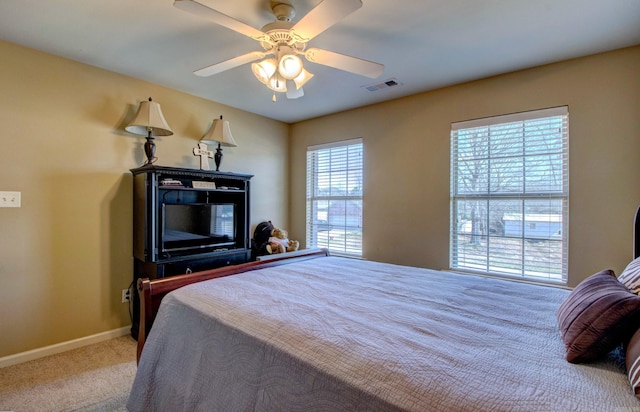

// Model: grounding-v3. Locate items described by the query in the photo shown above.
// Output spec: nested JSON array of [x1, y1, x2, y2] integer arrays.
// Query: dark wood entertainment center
[[130, 165, 253, 339]]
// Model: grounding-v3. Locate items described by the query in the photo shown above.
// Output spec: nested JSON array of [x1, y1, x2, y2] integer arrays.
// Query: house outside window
[[450, 107, 569, 283], [306, 138, 363, 256]]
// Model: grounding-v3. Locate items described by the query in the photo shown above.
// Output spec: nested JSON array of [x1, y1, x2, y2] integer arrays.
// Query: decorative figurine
[[193, 142, 214, 170]]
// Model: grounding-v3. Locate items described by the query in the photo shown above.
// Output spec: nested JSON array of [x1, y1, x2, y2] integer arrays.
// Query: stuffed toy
[[266, 227, 300, 254], [252, 221, 275, 257], [252, 221, 300, 257]]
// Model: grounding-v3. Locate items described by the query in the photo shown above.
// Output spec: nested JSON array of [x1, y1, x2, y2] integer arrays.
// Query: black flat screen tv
[[161, 203, 236, 256]]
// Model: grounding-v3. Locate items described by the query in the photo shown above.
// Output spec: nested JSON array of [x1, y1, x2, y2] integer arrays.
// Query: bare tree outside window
[[450, 108, 568, 282]]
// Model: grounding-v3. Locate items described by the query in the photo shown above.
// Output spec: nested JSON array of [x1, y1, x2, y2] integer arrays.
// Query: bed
[[128, 238, 640, 410]]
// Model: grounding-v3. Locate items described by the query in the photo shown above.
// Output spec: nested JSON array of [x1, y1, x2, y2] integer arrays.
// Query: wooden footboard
[[136, 248, 330, 362]]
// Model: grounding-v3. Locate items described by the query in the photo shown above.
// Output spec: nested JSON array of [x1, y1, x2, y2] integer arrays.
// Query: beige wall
[[290, 46, 640, 289], [0, 40, 289, 357], [2, 39, 639, 358]]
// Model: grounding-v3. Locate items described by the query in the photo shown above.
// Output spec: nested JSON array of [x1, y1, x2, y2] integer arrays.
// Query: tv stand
[[130, 165, 253, 339]]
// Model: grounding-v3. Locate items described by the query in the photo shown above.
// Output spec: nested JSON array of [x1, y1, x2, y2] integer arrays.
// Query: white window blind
[[306, 138, 363, 256], [450, 107, 569, 283]]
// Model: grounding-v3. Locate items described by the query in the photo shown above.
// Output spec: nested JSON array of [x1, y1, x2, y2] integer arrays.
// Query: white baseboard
[[0, 325, 131, 368]]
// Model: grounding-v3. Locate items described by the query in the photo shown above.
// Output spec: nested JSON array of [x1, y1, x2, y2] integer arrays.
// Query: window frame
[[306, 138, 363, 257], [450, 107, 569, 283]]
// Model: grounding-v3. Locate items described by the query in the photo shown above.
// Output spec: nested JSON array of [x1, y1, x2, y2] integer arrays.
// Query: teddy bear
[[266, 227, 300, 254], [252, 221, 300, 257]]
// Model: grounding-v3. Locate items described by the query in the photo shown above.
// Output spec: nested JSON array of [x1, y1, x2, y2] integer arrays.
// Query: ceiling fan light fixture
[[251, 58, 277, 85], [293, 68, 314, 89], [176, 0, 384, 102], [278, 54, 304, 80]]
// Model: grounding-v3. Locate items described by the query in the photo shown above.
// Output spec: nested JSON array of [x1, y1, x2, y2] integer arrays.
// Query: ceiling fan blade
[[305, 48, 384, 78], [174, 0, 267, 41], [194, 51, 265, 77], [291, 0, 362, 42]]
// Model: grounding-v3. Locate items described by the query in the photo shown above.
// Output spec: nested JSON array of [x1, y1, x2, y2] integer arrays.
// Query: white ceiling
[[1, 0, 639, 123]]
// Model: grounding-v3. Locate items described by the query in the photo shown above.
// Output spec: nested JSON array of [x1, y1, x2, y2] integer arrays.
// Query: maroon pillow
[[557, 269, 640, 363]]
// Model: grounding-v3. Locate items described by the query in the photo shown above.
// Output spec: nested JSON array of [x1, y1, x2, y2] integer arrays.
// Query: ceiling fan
[[174, 0, 385, 100]]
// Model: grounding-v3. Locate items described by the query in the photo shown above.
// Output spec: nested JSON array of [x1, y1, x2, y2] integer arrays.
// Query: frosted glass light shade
[[251, 58, 277, 85], [278, 54, 303, 79], [267, 73, 287, 92], [293, 68, 314, 89]]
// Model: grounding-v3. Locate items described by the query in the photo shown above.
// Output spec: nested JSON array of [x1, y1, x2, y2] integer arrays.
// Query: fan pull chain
[[272, 92, 277, 102]]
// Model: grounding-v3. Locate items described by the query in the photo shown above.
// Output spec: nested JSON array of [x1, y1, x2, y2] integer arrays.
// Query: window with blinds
[[306, 138, 363, 256], [450, 107, 569, 283]]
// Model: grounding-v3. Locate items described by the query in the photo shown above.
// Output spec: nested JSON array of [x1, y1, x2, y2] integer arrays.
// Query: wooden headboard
[[135, 248, 330, 362], [635, 206, 640, 259]]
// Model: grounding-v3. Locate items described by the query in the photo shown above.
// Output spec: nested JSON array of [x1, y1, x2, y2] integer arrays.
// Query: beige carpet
[[0, 335, 137, 412]]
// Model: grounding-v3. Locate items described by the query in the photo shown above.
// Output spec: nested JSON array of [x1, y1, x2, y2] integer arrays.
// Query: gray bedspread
[[127, 256, 640, 411]]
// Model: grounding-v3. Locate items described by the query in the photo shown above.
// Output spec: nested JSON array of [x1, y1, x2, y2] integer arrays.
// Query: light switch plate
[[0, 191, 21, 208]]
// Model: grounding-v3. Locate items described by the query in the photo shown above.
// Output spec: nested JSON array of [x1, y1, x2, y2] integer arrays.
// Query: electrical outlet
[[121, 288, 131, 303], [0, 191, 21, 208]]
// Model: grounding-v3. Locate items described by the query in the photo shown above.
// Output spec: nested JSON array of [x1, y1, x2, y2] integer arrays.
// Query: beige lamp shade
[[125, 98, 173, 136], [200, 116, 237, 147]]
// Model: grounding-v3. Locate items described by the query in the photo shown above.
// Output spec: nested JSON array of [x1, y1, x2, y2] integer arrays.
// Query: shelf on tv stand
[[155, 247, 250, 266]]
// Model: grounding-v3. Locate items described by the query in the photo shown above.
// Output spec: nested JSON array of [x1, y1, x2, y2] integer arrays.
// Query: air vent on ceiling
[[362, 78, 403, 92]]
